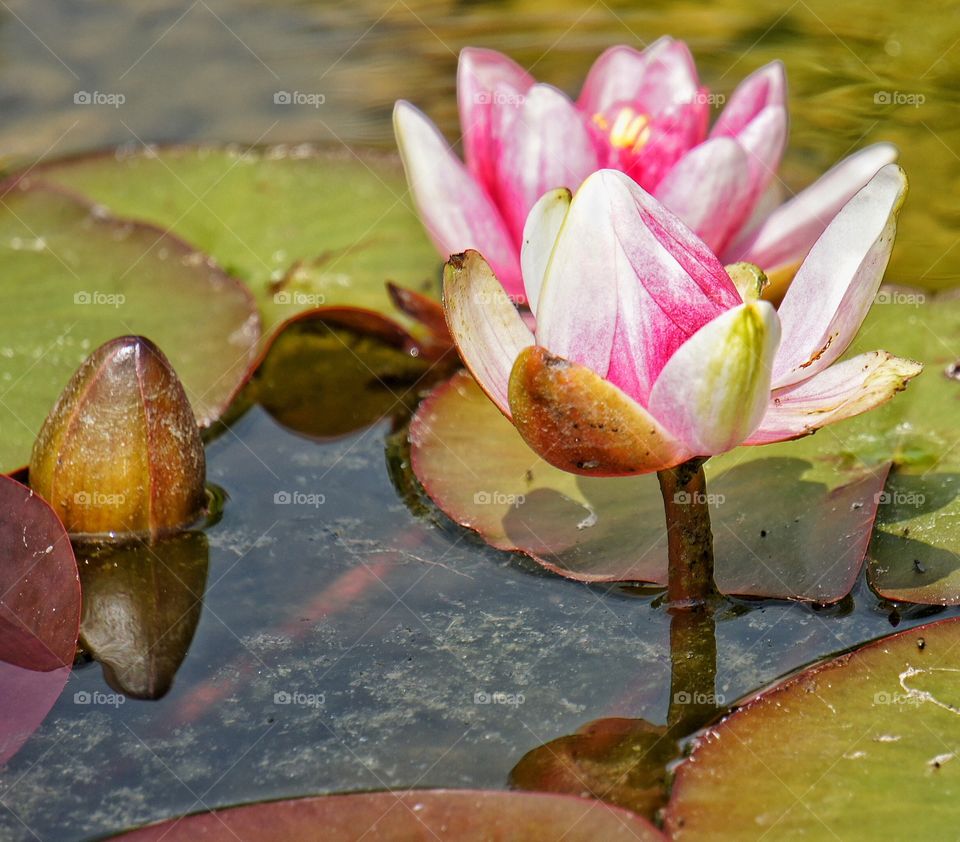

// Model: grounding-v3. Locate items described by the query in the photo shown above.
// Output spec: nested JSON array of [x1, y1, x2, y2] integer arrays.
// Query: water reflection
[[77, 532, 209, 700]]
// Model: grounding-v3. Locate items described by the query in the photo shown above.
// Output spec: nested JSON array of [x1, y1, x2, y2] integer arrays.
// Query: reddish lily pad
[[510, 718, 676, 820], [410, 372, 888, 602], [0, 474, 80, 765], [0, 181, 259, 473], [250, 307, 453, 441], [665, 616, 960, 840], [30, 145, 440, 339], [109, 789, 664, 840]]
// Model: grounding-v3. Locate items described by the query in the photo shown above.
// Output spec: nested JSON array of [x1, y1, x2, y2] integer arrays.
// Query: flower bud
[[29, 336, 206, 542]]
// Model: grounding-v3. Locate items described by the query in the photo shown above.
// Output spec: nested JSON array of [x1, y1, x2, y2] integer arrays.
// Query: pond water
[[1, 0, 960, 839]]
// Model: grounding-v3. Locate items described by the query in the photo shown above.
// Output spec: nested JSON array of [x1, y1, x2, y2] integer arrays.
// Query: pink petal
[[724, 143, 899, 272], [521, 187, 571, 314], [648, 302, 781, 454], [393, 100, 523, 298], [578, 38, 701, 117], [746, 351, 923, 445], [536, 170, 741, 405], [772, 163, 908, 389], [457, 48, 535, 198], [711, 61, 787, 140], [654, 137, 753, 254], [443, 250, 534, 417], [492, 84, 599, 243], [735, 104, 788, 210]]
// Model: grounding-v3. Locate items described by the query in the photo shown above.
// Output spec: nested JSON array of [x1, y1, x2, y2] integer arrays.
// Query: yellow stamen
[[597, 107, 651, 153]]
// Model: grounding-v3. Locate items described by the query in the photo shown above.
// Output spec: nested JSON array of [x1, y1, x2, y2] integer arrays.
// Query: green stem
[[656, 458, 717, 607]]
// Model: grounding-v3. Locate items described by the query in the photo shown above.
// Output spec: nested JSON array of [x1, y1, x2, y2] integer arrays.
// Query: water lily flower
[[395, 38, 897, 301], [442, 163, 921, 477]]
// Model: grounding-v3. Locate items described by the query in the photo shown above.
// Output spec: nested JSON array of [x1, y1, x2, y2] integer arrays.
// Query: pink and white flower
[[442, 164, 921, 476], [395, 38, 897, 301]]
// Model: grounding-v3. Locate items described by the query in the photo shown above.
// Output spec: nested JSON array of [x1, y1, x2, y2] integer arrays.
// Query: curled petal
[[493, 84, 599, 242], [443, 250, 534, 417], [746, 351, 923, 445], [521, 187, 571, 315], [655, 137, 753, 254], [725, 143, 900, 285], [772, 163, 907, 389], [508, 345, 692, 476], [536, 170, 740, 403], [457, 47, 535, 196], [711, 61, 787, 140], [578, 38, 700, 117], [648, 301, 781, 454]]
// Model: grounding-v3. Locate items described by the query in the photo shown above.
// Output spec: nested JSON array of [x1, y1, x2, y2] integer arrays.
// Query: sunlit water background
[[2, 0, 960, 838]]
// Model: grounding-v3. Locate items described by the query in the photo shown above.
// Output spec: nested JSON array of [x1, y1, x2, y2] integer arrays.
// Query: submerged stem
[[656, 458, 717, 607]]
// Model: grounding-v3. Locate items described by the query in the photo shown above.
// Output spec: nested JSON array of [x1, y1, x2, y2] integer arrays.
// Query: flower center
[[592, 106, 652, 154]]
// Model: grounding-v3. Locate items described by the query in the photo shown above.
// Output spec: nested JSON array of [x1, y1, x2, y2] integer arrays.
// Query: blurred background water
[[2, 0, 959, 285], [1, 1, 959, 839]]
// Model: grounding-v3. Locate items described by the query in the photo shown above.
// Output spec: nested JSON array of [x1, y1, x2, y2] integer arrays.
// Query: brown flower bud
[[29, 336, 206, 542]]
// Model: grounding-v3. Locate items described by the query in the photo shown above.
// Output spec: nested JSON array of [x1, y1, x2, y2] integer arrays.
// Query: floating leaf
[[109, 789, 664, 840], [0, 181, 259, 472], [32, 145, 440, 338], [841, 293, 960, 603], [665, 616, 960, 840], [410, 372, 888, 602], [0, 474, 80, 764], [250, 308, 453, 441], [510, 718, 676, 819]]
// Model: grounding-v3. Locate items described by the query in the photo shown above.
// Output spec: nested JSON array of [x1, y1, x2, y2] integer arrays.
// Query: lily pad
[[0, 474, 80, 764], [665, 616, 960, 840], [409, 372, 888, 602], [0, 181, 259, 472], [840, 293, 960, 603], [31, 145, 440, 338], [250, 307, 452, 441], [109, 789, 664, 840]]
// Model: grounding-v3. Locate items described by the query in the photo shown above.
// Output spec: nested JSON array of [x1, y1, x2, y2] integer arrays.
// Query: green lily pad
[[665, 616, 960, 840], [410, 372, 888, 602], [0, 181, 259, 473], [109, 789, 664, 840], [841, 293, 960, 603], [31, 145, 440, 338]]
